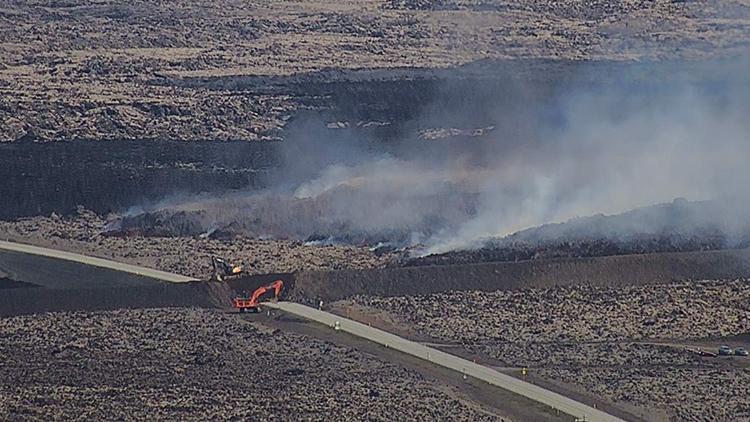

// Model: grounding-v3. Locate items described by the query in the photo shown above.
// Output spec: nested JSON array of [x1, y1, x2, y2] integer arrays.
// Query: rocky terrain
[[0, 208, 395, 278], [347, 279, 750, 420], [0, 307, 502, 420], [2, 2, 750, 420], [105, 196, 750, 266], [5, 196, 749, 283], [408, 199, 750, 267], [2, 0, 749, 142]]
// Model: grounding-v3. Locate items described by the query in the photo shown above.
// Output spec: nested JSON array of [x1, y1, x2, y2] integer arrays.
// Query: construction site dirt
[[0, 246, 572, 421], [3, 196, 750, 421], [4, 229, 750, 315]]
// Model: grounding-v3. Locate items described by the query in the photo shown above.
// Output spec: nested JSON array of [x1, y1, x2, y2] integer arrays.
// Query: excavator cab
[[234, 280, 284, 313], [211, 257, 243, 282]]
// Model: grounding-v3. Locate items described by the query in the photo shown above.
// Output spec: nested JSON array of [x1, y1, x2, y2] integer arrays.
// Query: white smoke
[[281, 61, 750, 254], [115, 59, 750, 255]]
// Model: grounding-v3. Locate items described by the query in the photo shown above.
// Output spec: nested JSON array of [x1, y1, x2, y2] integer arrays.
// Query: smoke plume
[[112, 59, 750, 256]]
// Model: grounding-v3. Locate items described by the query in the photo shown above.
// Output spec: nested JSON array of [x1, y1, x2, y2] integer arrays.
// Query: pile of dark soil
[[408, 199, 750, 267], [289, 247, 750, 303], [4, 229, 750, 317]]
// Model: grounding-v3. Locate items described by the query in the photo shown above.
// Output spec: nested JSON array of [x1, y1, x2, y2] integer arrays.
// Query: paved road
[[0, 240, 197, 283], [1, 239, 622, 421], [266, 301, 625, 422], [0, 249, 170, 289]]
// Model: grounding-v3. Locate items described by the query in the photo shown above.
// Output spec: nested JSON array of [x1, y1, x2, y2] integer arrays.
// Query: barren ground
[[3, 2, 750, 421], [0, 307, 509, 421], [343, 280, 750, 421], [2, 0, 749, 142]]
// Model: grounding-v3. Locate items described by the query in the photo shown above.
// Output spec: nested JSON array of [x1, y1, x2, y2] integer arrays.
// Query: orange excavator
[[233, 280, 284, 313]]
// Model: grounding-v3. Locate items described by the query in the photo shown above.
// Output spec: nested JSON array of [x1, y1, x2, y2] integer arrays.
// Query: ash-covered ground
[[345, 279, 750, 421], [0, 308, 503, 421]]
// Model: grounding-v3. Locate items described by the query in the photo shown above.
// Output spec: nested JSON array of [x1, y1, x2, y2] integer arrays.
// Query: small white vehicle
[[735, 347, 749, 356], [718, 345, 733, 356]]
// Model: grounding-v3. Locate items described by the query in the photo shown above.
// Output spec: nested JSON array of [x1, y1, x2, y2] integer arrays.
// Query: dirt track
[[4, 209, 750, 309], [5, 236, 750, 319], [4, 220, 750, 319], [3, 239, 750, 420], [0, 248, 569, 421]]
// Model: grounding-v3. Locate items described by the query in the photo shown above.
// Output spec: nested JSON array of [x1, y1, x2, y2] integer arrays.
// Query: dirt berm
[[0, 282, 234, 318], [284, 247, 750, 303], [4, 247, 750, 316]]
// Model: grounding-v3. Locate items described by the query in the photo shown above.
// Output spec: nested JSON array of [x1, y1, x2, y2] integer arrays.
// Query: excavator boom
[[233, 280, 284, 312]]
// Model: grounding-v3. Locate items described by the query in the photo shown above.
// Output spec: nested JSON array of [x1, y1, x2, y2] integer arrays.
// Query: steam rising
[[113, 59, 750, 255]]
